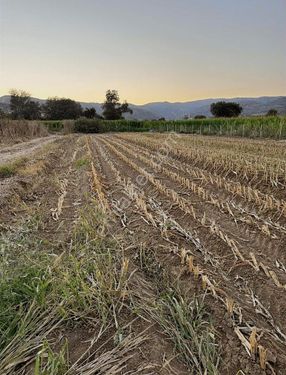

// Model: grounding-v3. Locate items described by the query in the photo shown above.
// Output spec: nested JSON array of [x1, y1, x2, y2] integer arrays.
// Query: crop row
[[117, 134, 286, 213], [100, 136, 286, 296], [114, 136, 286, 232]]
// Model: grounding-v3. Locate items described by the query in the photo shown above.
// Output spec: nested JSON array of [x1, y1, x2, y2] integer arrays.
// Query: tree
[[43, 98, 82, 120], [210, 101, 242, 118], [82, 107, 102, 119], [23, 100, 41, 120], [266, 109, 278, 116], [102, 90, 132, 120], [9, 89, 41, 120]]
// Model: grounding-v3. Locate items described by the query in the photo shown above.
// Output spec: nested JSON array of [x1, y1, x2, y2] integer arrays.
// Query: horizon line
[[1, 93, 286, 106]]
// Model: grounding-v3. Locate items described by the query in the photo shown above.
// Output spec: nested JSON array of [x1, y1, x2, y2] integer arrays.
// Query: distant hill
[[138, 96, 286, 119], [1, 95, 285, 120]]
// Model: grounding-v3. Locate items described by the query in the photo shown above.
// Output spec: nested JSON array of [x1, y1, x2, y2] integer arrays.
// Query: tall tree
[[102, 90, 132, 120], [10, 89, 41, 119], [43, 98, 82, 120], [210, 101, 242, 118]]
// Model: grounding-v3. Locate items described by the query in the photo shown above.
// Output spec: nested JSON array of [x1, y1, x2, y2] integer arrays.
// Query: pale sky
[[0, 0, 285, 104]]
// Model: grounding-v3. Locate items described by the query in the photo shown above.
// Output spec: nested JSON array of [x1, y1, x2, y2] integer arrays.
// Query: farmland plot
[[1, 132, 286, 374], [87, 133, 286, 374]]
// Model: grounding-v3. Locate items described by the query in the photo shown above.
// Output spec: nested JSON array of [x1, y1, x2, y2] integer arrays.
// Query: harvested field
[[1, 132, 286, 374]]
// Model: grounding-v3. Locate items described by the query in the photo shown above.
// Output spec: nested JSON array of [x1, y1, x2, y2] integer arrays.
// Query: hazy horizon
[[1, 92, 286, 106], [1, 0, 285, 104]]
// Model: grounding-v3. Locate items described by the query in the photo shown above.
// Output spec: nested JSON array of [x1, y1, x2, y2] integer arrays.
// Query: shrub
[[74, 118, 105, 133], [266, 109, 278, 117]]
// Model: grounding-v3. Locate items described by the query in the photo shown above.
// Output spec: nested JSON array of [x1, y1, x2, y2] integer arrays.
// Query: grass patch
[[0, 164, 17, 177], [0, 198, 133, 374], [75, 157, 89, 169], [155, 290, 220, 374], [34, 340, 69, 375], [0, 158, 28, 178]]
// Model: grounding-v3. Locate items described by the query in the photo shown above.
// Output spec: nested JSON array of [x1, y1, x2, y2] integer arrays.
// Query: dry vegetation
[[0, 132, 286, 374], [0, 119, 48, 145]]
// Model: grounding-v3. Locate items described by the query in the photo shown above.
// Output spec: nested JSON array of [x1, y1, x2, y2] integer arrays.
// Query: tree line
[[5, 89, 132, 121], [2, 89, 280, 121]]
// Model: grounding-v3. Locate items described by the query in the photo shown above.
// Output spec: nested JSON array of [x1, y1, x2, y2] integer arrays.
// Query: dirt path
[[0, 135, 61, 166]]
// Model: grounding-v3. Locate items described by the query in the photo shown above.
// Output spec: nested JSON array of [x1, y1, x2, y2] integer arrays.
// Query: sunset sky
[[0, 0, 285, 104]]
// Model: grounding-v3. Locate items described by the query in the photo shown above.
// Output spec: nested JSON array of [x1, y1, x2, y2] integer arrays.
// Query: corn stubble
[[94, 133, 286, 373], [2, 131, 286, 374]]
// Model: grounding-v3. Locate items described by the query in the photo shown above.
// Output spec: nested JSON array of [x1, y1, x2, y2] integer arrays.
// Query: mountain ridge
[[1, 95, 285, 120]]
